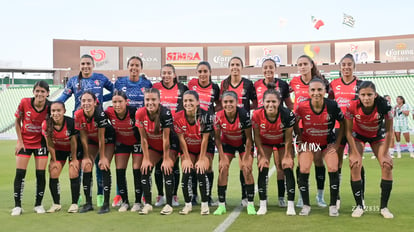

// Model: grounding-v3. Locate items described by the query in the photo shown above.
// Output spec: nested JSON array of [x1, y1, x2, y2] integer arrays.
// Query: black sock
[[173, 160, 180, 196], [351, 180, 363, 207], [155, 160, 164, 196], [315, 165, 326, 190], [181, 171, 192, 203], [70, 177, 80, 204], [207, 171, 214, 200], [49, 178, 60, 204], [14, 169, 26, 207], [141, 169, 153, 204], [245, 184, 255, 202], [133, 169, 142, 203], [102, 169, 111, 205], [164, 173, 174, 206], [95, 157, 103, 195], [277, 179, 285, 198], [116, 169, 128, 204], [217, 185, 227, 203], [380, 179, 393, 209], [35, 170, 46, 206], [328, 172, 339, 206], [337, 168, 342, 200], [240, 170, 246, 199], [191, 170, 198, 199], [283, 168, 295, 201], [298, 172, 310, 206], [296, 166, 300, 184], [361, 166, 366, 199], [258, 167, 269, 201], [83, 172, 93, 204], [197, 173, 210, 202]]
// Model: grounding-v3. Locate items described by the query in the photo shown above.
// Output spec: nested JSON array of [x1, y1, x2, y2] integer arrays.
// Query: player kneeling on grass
[[213, 91, 256, 216], [75, 91, 115, 214], [174, 90, 215, 215], [253, 84, 296, 216], [295, 78, 343, 217], [12, 81, 51, 216], [345, 81, 394, 219], [136, 88, 179, 215], [43, 101, 80, 213]]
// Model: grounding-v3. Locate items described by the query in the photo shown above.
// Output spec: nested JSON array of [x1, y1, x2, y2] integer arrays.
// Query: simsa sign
[[165, 47, 203, 69], [380, 39, 414, 62]]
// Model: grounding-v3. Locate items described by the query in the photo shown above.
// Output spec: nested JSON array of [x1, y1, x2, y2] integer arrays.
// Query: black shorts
[[222, 143, 246, 157], [170, 131, 180, 152], [263, 143, 285, 150], [17, 147, 48, 159], [352, 131, 385, 145], [115, 142, 143, 156], [335, 128, 348, 146], [189, 140, 215, 156], [55, 150, 78, 162]]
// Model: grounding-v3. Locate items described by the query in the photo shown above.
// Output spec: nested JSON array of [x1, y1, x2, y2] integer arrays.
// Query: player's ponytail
[[144, 88, 162, 134], [45, 101, 66, 139]]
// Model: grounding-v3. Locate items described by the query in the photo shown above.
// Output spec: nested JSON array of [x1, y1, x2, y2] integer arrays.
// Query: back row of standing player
[[11, 53, 394, 219]]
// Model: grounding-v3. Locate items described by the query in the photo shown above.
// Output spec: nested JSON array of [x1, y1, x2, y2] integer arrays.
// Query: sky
[[0, 0, 413, 68]]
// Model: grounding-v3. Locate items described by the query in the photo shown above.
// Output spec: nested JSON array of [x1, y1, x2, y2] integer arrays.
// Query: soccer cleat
[[410, 153, 414, 159], [67, 204, 79, 213], [139, 204, 153, 215], [286, 201, 296, 216], [200, 202, 210, 215], [77, 195, 83, 206], [380, 208, 394, 219], [112, 195, 122, 207], [247, 204, 256, 215], [316, 193, 327, 208], [278, 197, 287, 208], [179, 203, 193, 215], [241, 198, 248, 207], [172, 195, 180, 207], [118, 203, 129, 212], [296, 196, 303, 208], [34, 205, 46, 214], [213, 205, 227, 215], [130, 203, 142, 212], [47, 204, 62, 213], [79, 203, 94, 213], [397, 152, 402, 159], [329, 205, 339, 217], [155, 195, 165, 207], [299, 205, 311, 216], [336, 199, 341, 210], [371, 155, 376, 159], [160, 204, 173, 215], [257, 200, 267, 215], [98, 203, 110, 214], [11, 207, 23, 216], [351, 205, 364, 218], [97, 195, 104, 207]]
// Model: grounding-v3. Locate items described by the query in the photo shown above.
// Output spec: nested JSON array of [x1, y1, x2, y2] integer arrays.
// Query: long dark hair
[[183, 90, 207, 130], [196, 61, 213, 83], [162, 64, 178, 84], [127, 56, 143, 69], [357, 81, 391, 113], [33, 80, 50, 93], [297, 55, 329, 90], [222, 57, 244, 92], [78, 54, 94, 90], [45, 101, 66, 139], [144, 88, 162, 134]]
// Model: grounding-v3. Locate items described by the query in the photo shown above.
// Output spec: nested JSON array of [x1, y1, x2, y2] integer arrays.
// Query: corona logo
[[90, 49, 106, 62]]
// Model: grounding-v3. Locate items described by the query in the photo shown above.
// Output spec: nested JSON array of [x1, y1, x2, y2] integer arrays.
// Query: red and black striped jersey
[[255, 79, 290, 108], [74, 107, 109, 143], [188, 78, 220, 113], [220, 77, 257, 112], [42, 116, 78, 151], [214, 107, 251, 147], [106, 106, 138, 146], [153, 82, 188, 117]]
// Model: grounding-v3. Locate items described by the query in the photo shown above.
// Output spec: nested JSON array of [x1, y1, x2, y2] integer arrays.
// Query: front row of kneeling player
[[12, 79, 394, 218]]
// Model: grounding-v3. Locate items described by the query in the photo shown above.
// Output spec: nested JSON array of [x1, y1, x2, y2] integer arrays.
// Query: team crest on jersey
[[326, 114, 330, 121], [141, 87, 146, 94], [66, 130, 71, 137], [355, 115, 361, 119], [94, 80, 100, 86], [192, 86, 197, 90]]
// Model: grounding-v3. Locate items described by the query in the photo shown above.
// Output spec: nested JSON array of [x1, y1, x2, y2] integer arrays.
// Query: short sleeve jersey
[[173, 109, 214, 154], [114, 76, 153, 108], [153, 82, 188, 116], [135, 106, 173, 151], [329, 77, 362, 113], [74, 107, 109, 143], [15, 98, 50, 149], [106, 106, 138, 146], [220, 77, 257, 112], [345, 99, 393, 138], [255, 79, 290, 108], [188, 78, 220, 113], [289, 76, 310, 111], [296, 99, 344, 145], [214, 107, 251, 147], [42, 116, 78, 151], [252, 107, 295, 145]]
